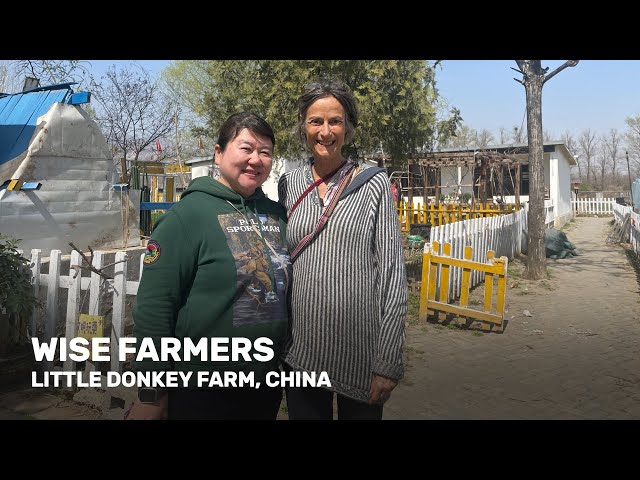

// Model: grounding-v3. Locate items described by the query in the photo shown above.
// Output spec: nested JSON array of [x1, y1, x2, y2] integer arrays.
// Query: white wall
[[555, 150, 573, 226], [261, 158, 304, 201], [261, 171, 280, 200], [190, 163, 212, 179]]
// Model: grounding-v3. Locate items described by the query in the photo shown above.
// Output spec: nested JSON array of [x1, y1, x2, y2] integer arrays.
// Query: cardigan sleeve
[[370, 172, 407, 380]]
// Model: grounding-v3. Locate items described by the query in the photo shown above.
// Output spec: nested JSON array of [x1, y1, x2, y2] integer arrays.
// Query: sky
[[87, 60, 168, 81], [435, 60, 640, 141], [85, 60, 640, 142]]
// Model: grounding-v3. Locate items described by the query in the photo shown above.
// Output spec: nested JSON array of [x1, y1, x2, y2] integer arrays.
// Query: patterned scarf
[[322, 159, 358, 210]]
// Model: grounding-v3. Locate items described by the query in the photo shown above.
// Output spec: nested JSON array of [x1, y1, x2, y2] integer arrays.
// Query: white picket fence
[[427, 208, 528, 301], [24, 249, 145, 373], [572, 197, 616, 215], [612, 204, 640, 256]]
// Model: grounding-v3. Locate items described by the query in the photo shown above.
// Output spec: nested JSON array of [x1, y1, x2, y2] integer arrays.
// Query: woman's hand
[[369, 374, 398, 405], [124, 395, 169, 420]]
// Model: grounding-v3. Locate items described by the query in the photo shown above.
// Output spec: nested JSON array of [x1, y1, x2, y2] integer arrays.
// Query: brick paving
[[385, 216, 640, 419]]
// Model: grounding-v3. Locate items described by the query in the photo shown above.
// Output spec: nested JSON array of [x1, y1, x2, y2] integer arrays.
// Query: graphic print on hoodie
[[219, 211, 289, 326]]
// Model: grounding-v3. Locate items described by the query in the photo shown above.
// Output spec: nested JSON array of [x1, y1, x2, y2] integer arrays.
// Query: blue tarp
[[0, 84, 74, 166]]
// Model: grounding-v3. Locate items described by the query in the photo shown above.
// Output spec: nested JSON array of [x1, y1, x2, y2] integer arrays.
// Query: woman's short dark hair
[[296, 79, 358, 147], [217, 112, 275, 151]]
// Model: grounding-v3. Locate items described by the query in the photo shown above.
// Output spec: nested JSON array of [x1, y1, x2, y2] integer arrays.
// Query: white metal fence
[[612, 204, 640, 257], [427, 208, 527, 300], [572, 197, 616, 215]]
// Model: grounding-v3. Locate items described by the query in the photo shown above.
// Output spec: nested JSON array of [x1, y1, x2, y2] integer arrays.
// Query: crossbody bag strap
[[290, 163, 355, 263], [288, 162, 345, 220]]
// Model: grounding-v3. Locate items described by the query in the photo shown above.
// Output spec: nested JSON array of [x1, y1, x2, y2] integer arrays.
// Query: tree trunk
[[523, 62, 547, 280]]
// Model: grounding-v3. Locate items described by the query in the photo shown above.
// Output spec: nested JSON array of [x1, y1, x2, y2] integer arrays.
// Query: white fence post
[[64, 251, 83, 372], [44, 250, 61, 371], [86, 252, 104, 373], [30, 249, 41, 338], [111, 252, 128, 373]]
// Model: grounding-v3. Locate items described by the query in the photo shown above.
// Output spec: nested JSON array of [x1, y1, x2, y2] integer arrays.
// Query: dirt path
[[385, 216, 640, 419]]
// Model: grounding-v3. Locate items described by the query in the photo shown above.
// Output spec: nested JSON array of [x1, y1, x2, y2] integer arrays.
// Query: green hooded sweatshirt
[[132, 176, 291, 386]]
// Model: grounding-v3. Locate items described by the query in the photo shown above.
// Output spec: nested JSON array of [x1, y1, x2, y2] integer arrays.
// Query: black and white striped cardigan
[[278, 162, 407, 403]]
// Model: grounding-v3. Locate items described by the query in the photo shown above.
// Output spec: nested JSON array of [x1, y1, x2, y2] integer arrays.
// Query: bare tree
[[561, 131, 580, 179], [444, 124, 477, 149], [475, 129, 495, 149], [498, 126, 509, 144], [513, 60, 579, 280], [91, 65, 177, 171], [623, 115, 640, 178], [0, 62, 20, 93], [512, 125, 526, 143], [578, 128, 599, 185], [543, 129, 555, 142], [602, 129, 621, 186], [10, 60, 94, 89], [595, 144, 610, 190]]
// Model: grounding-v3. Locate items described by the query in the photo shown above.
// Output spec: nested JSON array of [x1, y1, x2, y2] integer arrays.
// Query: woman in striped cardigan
[[278, 79, 407, 420]]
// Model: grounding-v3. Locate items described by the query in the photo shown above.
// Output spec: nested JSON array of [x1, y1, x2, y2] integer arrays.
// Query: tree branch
[[68, 242, 113, 280], [543, 60, 579, 85], [513, 77, 525, 85]]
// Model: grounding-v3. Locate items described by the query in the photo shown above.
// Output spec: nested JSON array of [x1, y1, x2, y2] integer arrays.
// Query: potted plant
[[0, 234, 41, 386]]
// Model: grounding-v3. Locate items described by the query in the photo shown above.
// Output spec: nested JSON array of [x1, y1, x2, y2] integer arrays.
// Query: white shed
[[431, 141, 577, 228]]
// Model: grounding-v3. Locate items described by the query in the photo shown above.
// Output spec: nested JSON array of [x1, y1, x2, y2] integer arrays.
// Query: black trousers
[[285, 384, 383, 420], [168, 385, 282, 420]]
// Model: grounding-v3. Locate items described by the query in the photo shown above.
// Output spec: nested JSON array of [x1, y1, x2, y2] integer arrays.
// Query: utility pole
[[626, 151, 634, 209]]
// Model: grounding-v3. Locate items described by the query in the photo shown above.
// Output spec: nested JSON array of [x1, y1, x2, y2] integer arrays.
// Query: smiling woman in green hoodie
[[127, 112, 291, 420]]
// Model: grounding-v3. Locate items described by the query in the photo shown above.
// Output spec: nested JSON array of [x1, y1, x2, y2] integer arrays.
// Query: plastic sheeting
[[0, 103, 139, 255]]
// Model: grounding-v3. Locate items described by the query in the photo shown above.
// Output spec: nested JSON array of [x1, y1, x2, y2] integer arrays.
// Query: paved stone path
[[385, 216, 640, 419], [2, 216, 638, 420]]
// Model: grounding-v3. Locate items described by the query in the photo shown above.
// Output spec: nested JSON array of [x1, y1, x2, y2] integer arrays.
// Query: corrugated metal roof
[[0, 84, 74, 166]]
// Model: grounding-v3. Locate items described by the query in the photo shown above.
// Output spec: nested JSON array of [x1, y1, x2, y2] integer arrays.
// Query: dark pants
[[285, 384, 383, 420], [168, 385, 282, 420]]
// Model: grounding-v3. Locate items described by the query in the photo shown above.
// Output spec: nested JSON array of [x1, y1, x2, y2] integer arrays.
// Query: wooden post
[[120, 158, 129, 184], [435, 167, 441, 206], [480, 157, 487, 205]]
